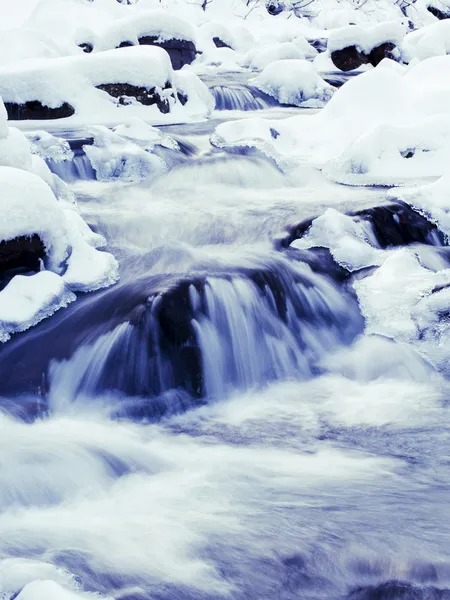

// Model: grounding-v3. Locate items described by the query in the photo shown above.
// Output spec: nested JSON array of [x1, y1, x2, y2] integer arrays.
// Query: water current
[[1, 77, 450, 600]]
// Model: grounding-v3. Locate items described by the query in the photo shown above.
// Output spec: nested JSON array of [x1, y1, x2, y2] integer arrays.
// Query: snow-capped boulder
[[96, 10, 197, 70], [329, 22, 405, 71], [0, 46, 212, 125], [250, 60, 335, 107], [402, 19, 450, 61]]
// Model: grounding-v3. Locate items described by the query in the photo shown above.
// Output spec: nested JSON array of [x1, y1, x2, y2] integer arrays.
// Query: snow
[[96, 10, 197, 52], [244, 42, 307, 71], [213, 55, 450, 183], [402, 19, 450, 62], [0, 273, 76, 344], [251, 59, 335, 107]]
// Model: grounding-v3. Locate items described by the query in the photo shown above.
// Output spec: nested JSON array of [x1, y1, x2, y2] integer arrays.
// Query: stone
[[137, 36, 197, 70], [96, 82, 173, 113], [0, 235, 46, 291], [4, 100, 75, 120]]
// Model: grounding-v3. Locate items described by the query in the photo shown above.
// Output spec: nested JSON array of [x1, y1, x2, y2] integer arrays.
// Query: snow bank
[[402, 19, 450, 62], [213, 56, 450, 183], [0, 46, 212, 126], [251, 59, 335, 107]]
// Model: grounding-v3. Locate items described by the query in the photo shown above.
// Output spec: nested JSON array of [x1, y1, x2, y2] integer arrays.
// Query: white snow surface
[[251, 59, 335, 107]]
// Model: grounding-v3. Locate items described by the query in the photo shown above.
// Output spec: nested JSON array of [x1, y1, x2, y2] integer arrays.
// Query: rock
[[0, 235, 46, 291], [368, 41, 396, 67], [266, 1, 286, 16], [278, 202, 445, 250], [96, 82, 173, 113], [78, 42, 93, 53], [330, 45, 367, 71], [137, 36, 197, 70], [4, 101, 75, 120], [428, 4, 450, 19], [213, 37, 232, 49]]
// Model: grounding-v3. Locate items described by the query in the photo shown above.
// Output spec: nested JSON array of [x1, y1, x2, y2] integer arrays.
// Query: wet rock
[[4, 100, 75, 120], [96, 82, 173, 113], [137, 36, 197, 70], [0, 235, 46, 290], [266, 1, 286, 16]]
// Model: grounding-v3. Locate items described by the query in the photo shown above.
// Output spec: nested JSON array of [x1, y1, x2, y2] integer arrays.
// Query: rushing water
[[1, 80, 450, 600]]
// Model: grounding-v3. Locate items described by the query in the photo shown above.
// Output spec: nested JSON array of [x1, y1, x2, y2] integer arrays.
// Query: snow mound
[[244, 41, 306, 71], [251, 59, 335, 107], [402, 19, 450, 62]]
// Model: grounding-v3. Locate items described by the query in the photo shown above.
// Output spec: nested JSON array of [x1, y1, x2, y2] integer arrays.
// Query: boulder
[[4, 101, 75, 121], [137, 36, 197, 70], [96, 82, 173, 113], [0, 235, 46, 290], [330, 46, 367, 72]]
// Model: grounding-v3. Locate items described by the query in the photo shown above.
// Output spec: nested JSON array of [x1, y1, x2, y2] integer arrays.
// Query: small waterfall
[[47, 259, 363, 418], [211, 84, 279, 111], [46, 153, 96, 183]]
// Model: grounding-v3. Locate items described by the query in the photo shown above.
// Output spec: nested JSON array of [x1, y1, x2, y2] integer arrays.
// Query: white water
[[2, 87, 450, 600]]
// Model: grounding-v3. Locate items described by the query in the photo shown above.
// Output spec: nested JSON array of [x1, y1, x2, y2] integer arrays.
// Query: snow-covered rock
[[0, 46, 212, 126], [251, 59, 335, 107]]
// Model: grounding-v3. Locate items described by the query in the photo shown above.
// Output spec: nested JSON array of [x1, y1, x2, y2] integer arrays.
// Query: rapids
[[1, 78, 450, 600]]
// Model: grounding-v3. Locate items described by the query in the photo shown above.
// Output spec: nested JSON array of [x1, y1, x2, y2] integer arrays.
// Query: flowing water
[[1, 79, 450, 600]]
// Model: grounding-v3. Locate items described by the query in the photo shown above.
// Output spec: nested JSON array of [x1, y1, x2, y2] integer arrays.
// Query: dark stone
[[137, 36, 197, 70], [331, 45, 367, 71], [78, 42, 93, 53], [117, 40, 135, 48], [0, 235, 46, 290], [4, 100, 75, 120], [213, 36, 232, 49], [177, 91, 188, 105], [278, 202, 445, 252], [266, 1, 286, 15], [428, 4, 450, 19], [368, 41, 397, 67], [96, 82, 172, 113]]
